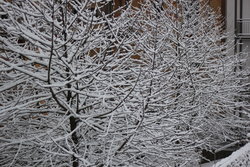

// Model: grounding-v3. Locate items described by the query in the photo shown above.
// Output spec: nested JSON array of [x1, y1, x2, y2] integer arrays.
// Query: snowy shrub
[[0, 0, 249, 166]]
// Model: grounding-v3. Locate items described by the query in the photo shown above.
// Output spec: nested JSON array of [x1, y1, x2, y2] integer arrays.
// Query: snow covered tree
[[115, 0, 250, 165], [0, 0, 249, 166], [0, 0, 140, 166]]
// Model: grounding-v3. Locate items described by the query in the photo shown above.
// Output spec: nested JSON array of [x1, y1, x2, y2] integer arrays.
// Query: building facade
[[226, 0, 250, 67]]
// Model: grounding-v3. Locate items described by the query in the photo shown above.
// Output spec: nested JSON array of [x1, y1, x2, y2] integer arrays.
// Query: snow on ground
[[201, 142, 250, 167], [213, 142, 250, 167], [201, 160, 221, 167]]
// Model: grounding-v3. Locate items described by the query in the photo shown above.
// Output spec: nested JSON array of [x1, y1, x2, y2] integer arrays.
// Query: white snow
[[201, 160, 222, 167], [213, 143, 250, 167]]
